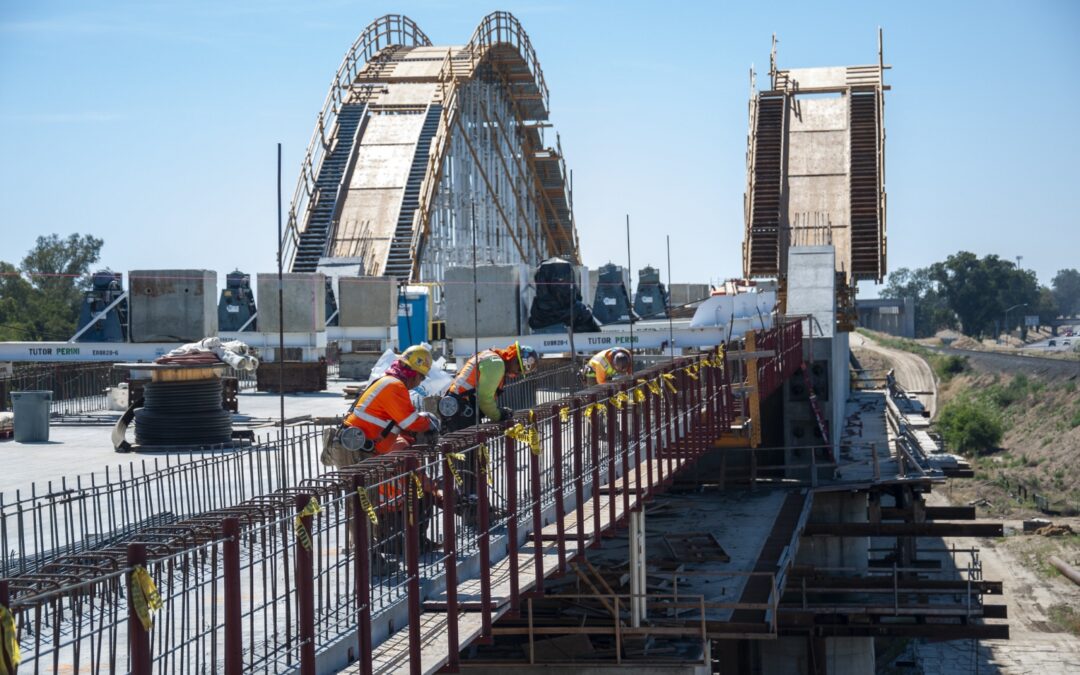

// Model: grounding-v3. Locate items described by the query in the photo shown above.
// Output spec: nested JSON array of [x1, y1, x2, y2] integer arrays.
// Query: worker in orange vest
[[584, 347, 632, 385], [323, 345, 440, 468], [439, 341, 539, 432]]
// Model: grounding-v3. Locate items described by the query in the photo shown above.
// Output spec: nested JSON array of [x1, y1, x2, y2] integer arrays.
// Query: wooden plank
[[803, 522, 1003, 537]]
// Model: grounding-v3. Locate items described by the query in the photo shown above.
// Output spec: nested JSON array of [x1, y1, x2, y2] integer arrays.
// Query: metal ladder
[[291, 103, 368, 273], [747, 94, 786, 276], [382, 103, 442, 280]]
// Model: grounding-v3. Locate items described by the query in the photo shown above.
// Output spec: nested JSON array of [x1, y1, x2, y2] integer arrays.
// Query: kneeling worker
[[440, 341, 539, 432], [325, 345, 440, 467], [584, 347, 632, 385]]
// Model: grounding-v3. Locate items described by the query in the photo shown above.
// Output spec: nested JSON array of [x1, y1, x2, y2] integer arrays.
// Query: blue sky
[[2, 0, 1078, 296]]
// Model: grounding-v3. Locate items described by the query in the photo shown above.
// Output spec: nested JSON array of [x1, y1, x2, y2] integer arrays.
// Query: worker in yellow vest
[[584, 347, 632, 385]]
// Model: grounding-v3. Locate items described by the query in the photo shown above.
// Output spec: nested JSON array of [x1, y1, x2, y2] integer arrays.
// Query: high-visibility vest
[[448, 350, 503, 396], [344, 375, 430, 454], [587, 348, 625, 384]]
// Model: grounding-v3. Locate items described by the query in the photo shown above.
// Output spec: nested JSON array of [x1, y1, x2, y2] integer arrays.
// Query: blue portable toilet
[[397, 286, 429, 350]]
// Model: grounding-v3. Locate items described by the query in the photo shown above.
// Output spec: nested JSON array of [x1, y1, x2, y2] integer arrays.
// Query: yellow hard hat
[[399, 345, 432, 376]]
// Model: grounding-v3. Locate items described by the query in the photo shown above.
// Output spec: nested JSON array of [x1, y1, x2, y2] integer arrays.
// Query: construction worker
[[322, 345, 440, 468], [439, 341, 539, 432], [584, 347, 632, 385]]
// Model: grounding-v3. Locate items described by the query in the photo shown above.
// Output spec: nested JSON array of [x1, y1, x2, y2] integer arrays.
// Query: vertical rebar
[[403, 456, 422, 675], [551, 412, 567, 573], [505, 440, 520, 617], [223, 517, 242, 675], [588, 394, 602, 548], [529, 431, 544, 593], [351, 476, 373, 675], [127, 542, 151, 675], [478, 439, 493, 643], [294, 494, 316, 675], [440, 451, 460, 673]]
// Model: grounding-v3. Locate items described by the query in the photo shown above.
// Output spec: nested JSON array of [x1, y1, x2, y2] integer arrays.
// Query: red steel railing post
[[551, 411, 567, 572], [403, 459, 423, 674], [505, 439, 520, 617], [643, 390, 654, 498], [588, 394, 602, 545], [570, 395, 587, 552], [223, 517, 243, 675], [351, 475, 373, 675], [605, 389, 617, 532], [630, 383, 642, 510], [294, 493, 317, 675], [529, 426, 544, 594], [126, 542, 151, 675], [620, 384, 630, 520], [664, 365, 674, 482], [440, 448, 460, 672], [478, 437, 493, 643]]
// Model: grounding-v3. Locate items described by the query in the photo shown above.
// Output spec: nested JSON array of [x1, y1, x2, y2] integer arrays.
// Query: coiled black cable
[[134, 379, 232, 446]]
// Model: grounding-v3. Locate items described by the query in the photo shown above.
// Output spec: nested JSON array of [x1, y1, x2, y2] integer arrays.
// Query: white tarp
[[689, 291, 777, 329]]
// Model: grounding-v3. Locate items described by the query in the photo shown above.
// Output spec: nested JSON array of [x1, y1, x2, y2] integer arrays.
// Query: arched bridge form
[[283, 12, 579, 310]]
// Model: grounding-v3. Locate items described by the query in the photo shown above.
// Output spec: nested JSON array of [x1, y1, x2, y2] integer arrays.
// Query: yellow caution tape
[[445, 452, 465, 488], [130, 565, 163, 632], [611, 391, 631, 409], [583, 401, 608, 419], [357, 487, 378, 526], [559, 406, 570, 423], [646, 379, 662, 396], [407, 472, 424, 525], [293, 496, 322, 551], [505, 416, 542, 455], [0, 604, 20, 672], [686, 363, 700, 380], [662, 373, 678, 394], [633, 386, 646, 404], [479, 444, 492, 485]]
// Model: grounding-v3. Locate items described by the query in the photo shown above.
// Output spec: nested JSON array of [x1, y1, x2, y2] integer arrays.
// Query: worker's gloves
[[497, 406, 515, 423], [420, 412, 442, 434]]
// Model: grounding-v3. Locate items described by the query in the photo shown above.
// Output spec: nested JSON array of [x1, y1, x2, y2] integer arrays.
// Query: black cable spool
[[134, 379, 232, 446]]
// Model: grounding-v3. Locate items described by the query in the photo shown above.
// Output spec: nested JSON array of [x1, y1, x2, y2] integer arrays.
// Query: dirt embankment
[[855, 331, 1080, 660]]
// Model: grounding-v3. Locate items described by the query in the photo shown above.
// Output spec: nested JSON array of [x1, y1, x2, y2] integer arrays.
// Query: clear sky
[[2, 0, 1078, 297]]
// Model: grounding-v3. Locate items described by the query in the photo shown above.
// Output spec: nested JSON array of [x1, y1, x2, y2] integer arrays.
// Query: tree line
[[881, 251, 1080, 338], [0, 234, 104, 341]]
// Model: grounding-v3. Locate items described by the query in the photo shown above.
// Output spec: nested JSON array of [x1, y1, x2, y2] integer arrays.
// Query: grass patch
[[1048, 604, 1080, 636], [932, 354, 968, 383]]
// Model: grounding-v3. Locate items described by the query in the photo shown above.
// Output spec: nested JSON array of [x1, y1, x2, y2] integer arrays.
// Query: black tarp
[[593, 263, 640, 324], [528, 257, 601, 332], [633, 265, 669, 319]]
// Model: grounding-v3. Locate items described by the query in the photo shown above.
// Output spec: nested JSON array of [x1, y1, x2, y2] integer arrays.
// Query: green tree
[[1051, 268, 1080, 318], [0, 234, 104, 340], [936, 396, 1004, 455], [1036, 286, 1059, 328], [880, 266, 956, 338], [929, 252, 1039, 337]]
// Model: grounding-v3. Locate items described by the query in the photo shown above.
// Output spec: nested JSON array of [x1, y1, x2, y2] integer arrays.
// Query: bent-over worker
[[323, 345, 440, 468], [584, 347, 632, 385], [439, 341, 539, 432]]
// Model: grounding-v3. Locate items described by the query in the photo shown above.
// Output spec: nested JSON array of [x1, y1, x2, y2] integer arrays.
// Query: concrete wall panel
[[444, 265, 524, 338], [338, 276, 398, 327], [256, 273, 326, 332], [129, 269, 217, 343]]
